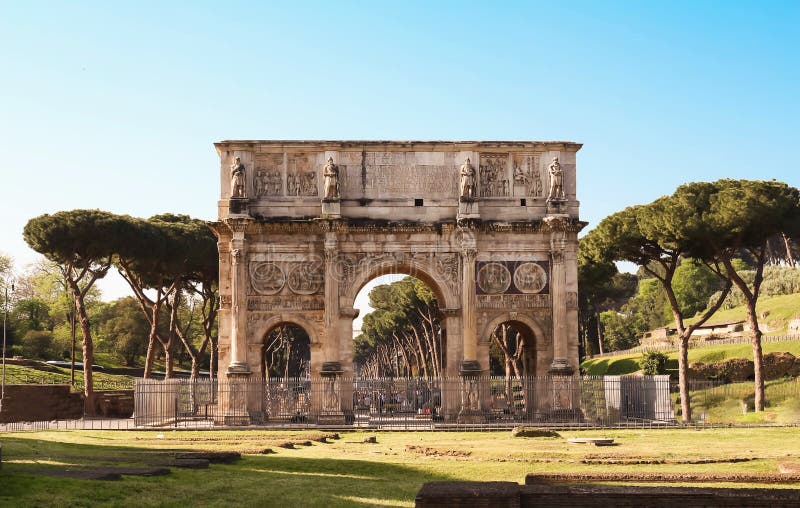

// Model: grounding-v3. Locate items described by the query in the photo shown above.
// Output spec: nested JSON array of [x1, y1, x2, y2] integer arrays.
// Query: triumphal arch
[[210, 140, 584, 423]]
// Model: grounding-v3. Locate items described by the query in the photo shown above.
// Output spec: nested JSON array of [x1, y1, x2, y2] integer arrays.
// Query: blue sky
[[1, 1, 798, 308]]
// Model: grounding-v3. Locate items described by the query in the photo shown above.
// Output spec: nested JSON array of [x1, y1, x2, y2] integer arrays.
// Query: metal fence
[[131, 375, 675, 430], [586, 334, 800, 360]]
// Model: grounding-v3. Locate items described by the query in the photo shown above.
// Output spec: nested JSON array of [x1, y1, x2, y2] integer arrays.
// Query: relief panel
[[512, 153, 543, 197], [287, 153, 318, 196], [479, 153, 509, 197], [254, 153, 284, 198]]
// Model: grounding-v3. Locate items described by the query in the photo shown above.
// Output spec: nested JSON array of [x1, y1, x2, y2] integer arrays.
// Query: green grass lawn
[[1, 428, 799, 507], [582, 339, 800, 376], [2, 363, 136, 389], [682, 378, 800, 425]]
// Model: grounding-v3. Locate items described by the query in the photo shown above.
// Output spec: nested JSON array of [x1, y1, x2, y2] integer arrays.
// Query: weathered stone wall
[[414, 481, 800, 507], [0, 385, 83, 423]]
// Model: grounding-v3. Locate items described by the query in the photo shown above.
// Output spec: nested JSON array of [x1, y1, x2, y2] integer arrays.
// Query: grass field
[[2, 363, 136, 389], [1, 428, 799, 507]]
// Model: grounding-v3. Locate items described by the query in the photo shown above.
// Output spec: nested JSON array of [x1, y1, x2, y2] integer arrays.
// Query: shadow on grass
[[0, 436, 447, 507]]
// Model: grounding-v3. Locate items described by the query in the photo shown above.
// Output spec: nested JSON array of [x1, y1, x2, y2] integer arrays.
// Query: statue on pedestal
[[230, 157, 246, 198], [460, 158, 476, 201], [547, 157, 564, 200], [323, 157, 339, 200]]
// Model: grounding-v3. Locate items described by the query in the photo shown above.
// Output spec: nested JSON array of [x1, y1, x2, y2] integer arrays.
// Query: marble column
[[224, 219, 252, 426], [227, 224, 251, 375], [545, 215, 572, 375], [322, 231, 340, 368], [459, 233, 479, 372]]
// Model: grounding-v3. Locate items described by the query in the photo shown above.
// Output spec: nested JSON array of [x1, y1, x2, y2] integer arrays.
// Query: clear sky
[[1, 1, 798, 308]]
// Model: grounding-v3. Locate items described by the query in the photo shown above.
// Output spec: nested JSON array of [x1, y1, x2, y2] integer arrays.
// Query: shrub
[[20, 330, 56, 359], [639, 350, 669, 375]]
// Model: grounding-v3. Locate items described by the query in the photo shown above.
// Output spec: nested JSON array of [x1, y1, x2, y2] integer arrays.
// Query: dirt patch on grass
[[405, 445, 471, 457]]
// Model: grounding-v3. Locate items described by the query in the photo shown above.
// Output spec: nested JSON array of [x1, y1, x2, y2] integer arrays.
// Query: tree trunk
[[71, 288, 95, 410], [143, 338, 156, 379], [677, 337, 691, 424], [595, 314, 604, 355], [163, 341, 174, 379], [782, 233, 795, 267], [744, 301, 766, 411]]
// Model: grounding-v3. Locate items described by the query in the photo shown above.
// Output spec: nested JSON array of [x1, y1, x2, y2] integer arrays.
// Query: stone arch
[[480, 312, 547, 346], [480, 312, 548, 377], [250, 313, 322, 349], [342, 257, 460, 311]]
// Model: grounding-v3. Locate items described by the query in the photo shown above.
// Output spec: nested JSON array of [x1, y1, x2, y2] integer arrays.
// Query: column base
[[458, 360, 485, 423], [319, 362, 344, 424], [223, 414, 252, 426], [548, 358, 574, 376], [322, 199, 341, 218], [222, 368, 252, 426], [227, 362, 251, 375], [459, 360, 482, 375]]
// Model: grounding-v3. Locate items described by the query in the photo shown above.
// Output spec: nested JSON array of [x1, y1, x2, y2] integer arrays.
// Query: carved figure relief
[[249, 262, 286, 295], [512, 154, 542, 197], [287, 262, 324, 295], [566, 291, 578, 309], [230, 157, 246, 198], [459, 158, 476, 200], [477, 262, 512, 294], [255, 169, 282, 197], [287, 153, 318, 196], [254, 153, 283, 197], [547, 156, 565, 200], [323, 375, 340, 412], [479, 154, 509, 197], [513, 262, 548, 294], [322, 157, 340, 200]]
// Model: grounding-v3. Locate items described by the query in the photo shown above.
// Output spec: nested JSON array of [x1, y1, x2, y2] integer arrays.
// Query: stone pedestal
[[322, 199, 341, 218], [223, 370, 252, 426], [546, 198, 566, 215], [318, 361, 345, 425], [457, 360, 485, 424], [457, 199, 480, 220], [228, 197, 249, 216]]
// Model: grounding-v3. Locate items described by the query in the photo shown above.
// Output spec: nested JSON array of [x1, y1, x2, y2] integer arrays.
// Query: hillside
[[582, 339, 800, 376], [682, 293, 800, 335]]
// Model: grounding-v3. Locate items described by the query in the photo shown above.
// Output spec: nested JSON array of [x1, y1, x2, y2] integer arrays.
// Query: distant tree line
[[354, 277, 443, 378]]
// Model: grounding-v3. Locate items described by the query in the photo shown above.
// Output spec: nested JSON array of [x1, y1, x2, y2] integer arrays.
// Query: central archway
[[340, 260, 462, 378]]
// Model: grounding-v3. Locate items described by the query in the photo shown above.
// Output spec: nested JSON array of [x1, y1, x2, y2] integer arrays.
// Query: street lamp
[[1, 279, 14, 414]]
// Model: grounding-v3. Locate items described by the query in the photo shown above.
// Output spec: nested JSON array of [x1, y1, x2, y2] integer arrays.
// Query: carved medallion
[[250, 262, 285, 295], [477, 262, 511, 294], [514, 262, 548, 294], [287, 262, 324, 295]]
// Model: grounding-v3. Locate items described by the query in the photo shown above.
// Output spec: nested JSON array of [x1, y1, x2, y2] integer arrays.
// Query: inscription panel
[[339, 151, 459, 199], [247, 296, 324, 311], [477, 293, 551, 309]]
